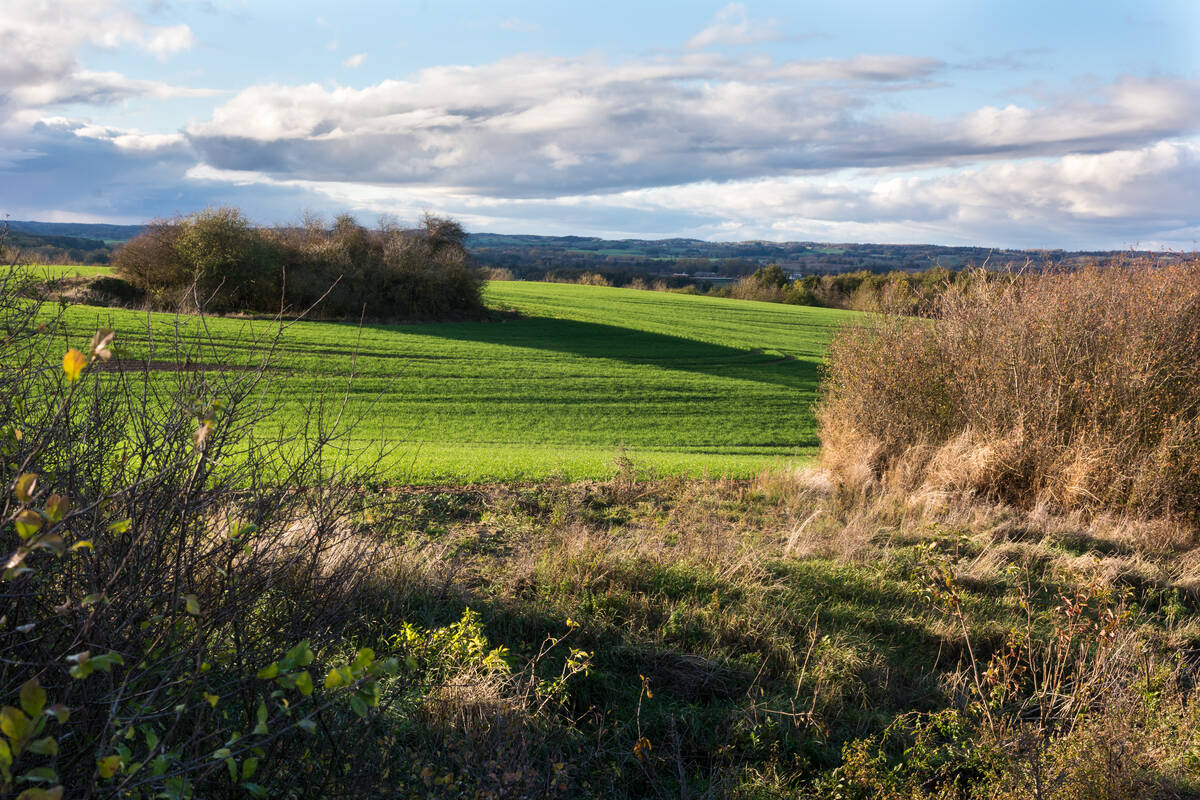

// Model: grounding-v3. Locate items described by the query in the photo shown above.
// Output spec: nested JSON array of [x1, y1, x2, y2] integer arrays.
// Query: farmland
[[53, 279, 855, 482]]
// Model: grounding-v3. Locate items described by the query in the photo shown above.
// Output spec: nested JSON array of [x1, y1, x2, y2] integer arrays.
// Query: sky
[[1, 1, 1198, 248]]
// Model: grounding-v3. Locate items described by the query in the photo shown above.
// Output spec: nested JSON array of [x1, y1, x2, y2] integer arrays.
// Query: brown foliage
[[819, 258, 1200, 529]]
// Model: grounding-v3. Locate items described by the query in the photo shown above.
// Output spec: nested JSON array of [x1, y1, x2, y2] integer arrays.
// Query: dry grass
[[820, 258, 1200, 534]]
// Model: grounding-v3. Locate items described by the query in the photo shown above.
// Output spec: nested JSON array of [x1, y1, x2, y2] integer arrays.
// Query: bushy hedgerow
[[114, 209, 484, 320]]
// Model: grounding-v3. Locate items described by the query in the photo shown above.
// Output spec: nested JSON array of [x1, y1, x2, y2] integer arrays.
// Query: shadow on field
[[359, 314, 822, 390]]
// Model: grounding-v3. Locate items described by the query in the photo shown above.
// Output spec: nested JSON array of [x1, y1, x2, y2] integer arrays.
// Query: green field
[[56, 281, 855, 482], [20, 263, 117, 279]]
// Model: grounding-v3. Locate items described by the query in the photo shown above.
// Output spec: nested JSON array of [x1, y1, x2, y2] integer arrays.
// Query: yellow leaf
[[204, 693, 219, 707], [97, 754, 122, 779], [43, 495, 69, 523], [324, 668, 344, 689], [62, 349, 87, 383], [183, 594, 201, 616], [14, 473, 37, 503], [14, 509, 43, 539]]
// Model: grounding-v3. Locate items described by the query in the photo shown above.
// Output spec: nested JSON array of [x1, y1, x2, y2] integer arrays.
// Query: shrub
[[267, 213, 484, 320], [113, 209, 278, 312], [818, 258, 1200, 528], [114, 210, 484, 320], [110, 219, 186, 302], [0, 256, 581, 797], [174, 207, 280, 312]]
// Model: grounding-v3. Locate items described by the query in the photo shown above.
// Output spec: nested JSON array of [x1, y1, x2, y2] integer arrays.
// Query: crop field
[[19, 263, 117, 279], [53, 281, 855, 482]]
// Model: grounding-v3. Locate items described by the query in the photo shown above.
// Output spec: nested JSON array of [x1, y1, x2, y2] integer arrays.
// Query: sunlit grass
[[56, 281, 856, 482]]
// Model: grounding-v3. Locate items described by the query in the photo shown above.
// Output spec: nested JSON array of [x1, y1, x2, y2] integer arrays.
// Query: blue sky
[[1, 1, 1198, 248]]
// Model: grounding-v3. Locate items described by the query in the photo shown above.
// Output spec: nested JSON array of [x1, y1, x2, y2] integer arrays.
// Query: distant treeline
[[524, 263, 983, 314], [112, 208, 484, 319], [466, 233, 1165, 282], [714, 264, 979, 313]]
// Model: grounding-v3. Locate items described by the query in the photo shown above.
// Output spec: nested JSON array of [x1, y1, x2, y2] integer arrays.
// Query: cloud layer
[[181, 53, 1199, 209]]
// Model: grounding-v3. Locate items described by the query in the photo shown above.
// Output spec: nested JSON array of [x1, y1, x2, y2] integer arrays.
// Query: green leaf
[[0, 737, 11, 767], [295, 719, 317, 734], [107, 519, 131, 534], [21, 766, 58, 783], [285, 641, 313, 668], [241, 757, 259, 780], [324, 668, 345, 689], [81, 593, 104, 607], [13, 510, 42, 540], [182, 594, 201, 616], [19, 679, 45, 719], [0, 706, 30, 741], [27, 738, 57, 757], [210, 748, 231, 760], [89, 652, 124, 672], [294, 671, 313, 696], [255, 662, 278, 680], [353, 647, 375, 668], [16, 788, 63, 800], [348, 695, 368, 718], [241, 782, 268, 797], [252, 701, 268, 735]]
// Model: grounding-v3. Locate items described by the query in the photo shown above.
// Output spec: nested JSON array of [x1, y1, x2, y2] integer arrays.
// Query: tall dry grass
[[818, 258, 1200, 530]]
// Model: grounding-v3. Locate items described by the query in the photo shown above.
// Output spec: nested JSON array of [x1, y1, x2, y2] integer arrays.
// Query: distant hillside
[[5, 220, 144, 242], [466, 232, 1165, 283], [3, 220, 1174, 278]]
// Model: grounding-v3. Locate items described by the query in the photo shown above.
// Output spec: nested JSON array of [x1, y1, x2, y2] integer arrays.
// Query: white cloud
[[342, 52, 368, 69], [69, 122, 187, 151], [0, 0, 202, 117], [687, 3, 781, 50], [145, 24, 195, 59], [588, 140, 1200, 246]]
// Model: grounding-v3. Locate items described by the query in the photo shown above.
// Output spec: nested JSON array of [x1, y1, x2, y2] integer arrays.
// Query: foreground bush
[[819, 258, 1200, 527], [0, 260, 582, 797], [114, 209, 484, 319]]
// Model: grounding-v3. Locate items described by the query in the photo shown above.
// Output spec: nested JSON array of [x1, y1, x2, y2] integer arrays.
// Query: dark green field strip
[[54, 282, 855, 481]]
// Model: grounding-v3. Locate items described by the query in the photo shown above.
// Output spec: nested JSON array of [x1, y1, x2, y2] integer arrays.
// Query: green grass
[[20, 263, 116, 279], [57, 282, 857, 482]]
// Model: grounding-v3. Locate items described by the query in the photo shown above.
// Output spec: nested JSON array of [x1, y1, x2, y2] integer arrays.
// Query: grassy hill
[[56, 281, 854, 482]]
